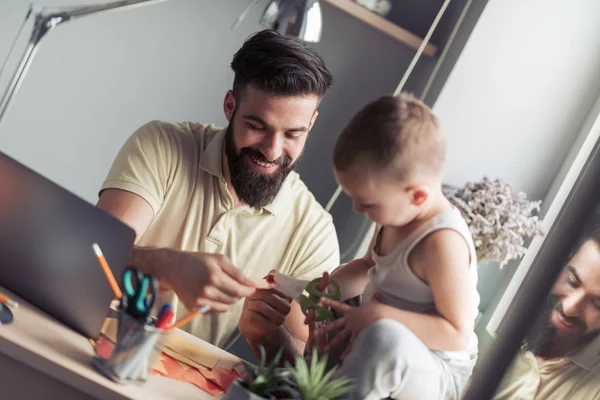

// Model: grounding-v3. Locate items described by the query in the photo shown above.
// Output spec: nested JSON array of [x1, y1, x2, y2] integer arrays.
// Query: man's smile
[[248, 153, 278, 172]]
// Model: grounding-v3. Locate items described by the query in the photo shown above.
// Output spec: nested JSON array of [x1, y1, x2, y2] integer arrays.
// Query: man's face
[[223, 85, 319, 208], [551, 240, 600, 336], [526, 239, 600, 356]]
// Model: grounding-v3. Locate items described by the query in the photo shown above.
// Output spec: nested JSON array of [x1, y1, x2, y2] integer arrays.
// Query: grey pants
[[331, 319, 476, 400]]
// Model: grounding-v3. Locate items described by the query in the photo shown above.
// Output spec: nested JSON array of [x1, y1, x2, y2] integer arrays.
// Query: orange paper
[[93, 330, 237, 395], [151, 352, 241, 395], [183, 368, 223, 396], [160, 353, 188, 380], [201, 366, 240, 389]]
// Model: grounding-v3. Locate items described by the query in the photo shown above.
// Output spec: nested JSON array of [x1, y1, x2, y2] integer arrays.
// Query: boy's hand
[[317, 295, 386, 360]]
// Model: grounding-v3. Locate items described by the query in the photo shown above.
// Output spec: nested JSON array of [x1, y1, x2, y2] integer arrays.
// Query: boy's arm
[[374, 229, 474, 351], [331, 224, 378, 300]]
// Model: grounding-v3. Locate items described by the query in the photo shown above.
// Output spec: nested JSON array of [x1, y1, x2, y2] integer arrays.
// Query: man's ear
[[308, 110, 319, 131], [223, 90, 236, 122]]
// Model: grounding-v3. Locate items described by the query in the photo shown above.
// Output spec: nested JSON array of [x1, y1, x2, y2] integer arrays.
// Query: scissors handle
[[122, 267, 157, 319]]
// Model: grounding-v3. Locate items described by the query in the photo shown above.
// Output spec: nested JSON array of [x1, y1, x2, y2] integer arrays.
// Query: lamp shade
[[260, 0, 322, 43]]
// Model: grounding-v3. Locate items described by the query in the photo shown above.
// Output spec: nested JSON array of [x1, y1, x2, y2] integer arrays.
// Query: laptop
[[0, 151, 136, 338]]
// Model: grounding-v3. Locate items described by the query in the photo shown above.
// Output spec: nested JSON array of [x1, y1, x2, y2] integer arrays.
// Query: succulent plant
[[443, 177, 545, 268], [240, 345, 290, 398], [283, 349, 354, 400]]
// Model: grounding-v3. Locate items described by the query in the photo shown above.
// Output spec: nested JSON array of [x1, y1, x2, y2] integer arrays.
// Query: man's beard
[[224, 123, 297, 209], [524, 294, 596, 358]]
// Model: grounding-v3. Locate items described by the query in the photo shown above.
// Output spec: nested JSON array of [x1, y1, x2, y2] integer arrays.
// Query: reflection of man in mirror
[[494, 225, 600, 399]]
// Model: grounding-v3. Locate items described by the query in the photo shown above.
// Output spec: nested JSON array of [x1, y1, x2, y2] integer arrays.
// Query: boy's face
[[335, 166, 425, 227]]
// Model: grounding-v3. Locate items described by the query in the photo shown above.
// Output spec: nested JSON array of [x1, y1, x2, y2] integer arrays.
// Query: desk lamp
[[232, 0, 322, 43], [0, 0, 323, 130]]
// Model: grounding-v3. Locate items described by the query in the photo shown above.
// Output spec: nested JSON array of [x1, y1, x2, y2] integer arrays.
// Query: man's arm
[[241, 298, 308, 365], [97, 189, 256, 313], [97, 189, 153, 243]]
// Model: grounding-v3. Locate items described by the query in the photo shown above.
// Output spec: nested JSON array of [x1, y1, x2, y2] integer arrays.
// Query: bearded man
[[96, 29, 339, 364], [493, 226, 600, 399]]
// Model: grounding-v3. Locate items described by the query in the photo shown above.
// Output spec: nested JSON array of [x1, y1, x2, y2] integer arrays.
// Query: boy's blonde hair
[[333, 93, 446, 181]]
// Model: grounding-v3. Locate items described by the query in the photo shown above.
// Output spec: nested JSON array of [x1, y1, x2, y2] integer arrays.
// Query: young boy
[[310, 93, 480, 400]]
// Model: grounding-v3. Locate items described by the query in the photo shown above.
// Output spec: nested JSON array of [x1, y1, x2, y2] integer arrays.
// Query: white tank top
[[362, 207, 480, 359]]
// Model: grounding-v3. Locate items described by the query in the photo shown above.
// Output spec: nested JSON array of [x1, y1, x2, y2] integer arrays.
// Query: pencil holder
[[92, 308, 168, 384]]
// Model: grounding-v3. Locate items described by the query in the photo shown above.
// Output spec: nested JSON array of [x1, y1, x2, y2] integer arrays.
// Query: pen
[[155, 308, 175, 330], [157, 303, 172, 318], [0, 292, 18, 309], [167, 305, 210, 331], [92, 243, 123, 300]]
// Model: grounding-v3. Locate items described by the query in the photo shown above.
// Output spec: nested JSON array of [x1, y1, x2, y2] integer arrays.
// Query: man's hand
[[138, 248, 257, 313], [238, 289, 293, 342], [99, 190, 257, 314]]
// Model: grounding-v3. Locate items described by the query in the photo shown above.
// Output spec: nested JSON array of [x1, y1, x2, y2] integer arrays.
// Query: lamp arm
[[0, 0, 170, 130]]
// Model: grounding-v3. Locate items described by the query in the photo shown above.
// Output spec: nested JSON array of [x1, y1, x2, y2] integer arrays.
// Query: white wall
[[433, 0, 600, 201]]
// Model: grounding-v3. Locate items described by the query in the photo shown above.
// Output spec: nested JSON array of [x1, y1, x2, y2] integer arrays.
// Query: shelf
[[326, 0, 438, 57]]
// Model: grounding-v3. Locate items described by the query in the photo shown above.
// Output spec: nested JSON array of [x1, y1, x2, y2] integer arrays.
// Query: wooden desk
[[0, 287, 241, 400]]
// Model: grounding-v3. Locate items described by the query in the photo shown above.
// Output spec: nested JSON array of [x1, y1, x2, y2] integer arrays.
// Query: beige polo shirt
[[493, 336, 600, 400], [100, 120, 340, 349]]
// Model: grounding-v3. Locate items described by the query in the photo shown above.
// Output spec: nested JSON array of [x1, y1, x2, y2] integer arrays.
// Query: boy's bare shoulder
[[409, 229, 471, 279], [420, 228, 468, 250]]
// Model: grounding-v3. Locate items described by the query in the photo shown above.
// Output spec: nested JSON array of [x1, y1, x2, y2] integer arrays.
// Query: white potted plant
[[443, 177, 545, 268]]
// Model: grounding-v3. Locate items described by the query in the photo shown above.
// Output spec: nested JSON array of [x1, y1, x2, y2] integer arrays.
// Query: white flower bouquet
[[443, 177, 545, 268]]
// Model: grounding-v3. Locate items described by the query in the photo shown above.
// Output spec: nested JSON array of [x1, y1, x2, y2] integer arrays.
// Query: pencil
[[0, 292, 18, 309], [167, 305, 210, 331], [92, 243, 123, 300]]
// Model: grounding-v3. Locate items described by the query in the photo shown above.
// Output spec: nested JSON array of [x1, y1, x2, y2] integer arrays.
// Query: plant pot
[[222, 379, 274, 400]]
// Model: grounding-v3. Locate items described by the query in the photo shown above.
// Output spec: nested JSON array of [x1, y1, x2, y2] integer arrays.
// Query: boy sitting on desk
[[307, 93, 480, 400]]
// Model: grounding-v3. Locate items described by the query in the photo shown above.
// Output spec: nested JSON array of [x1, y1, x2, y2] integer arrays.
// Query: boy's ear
[[410, 187, 429, 206]]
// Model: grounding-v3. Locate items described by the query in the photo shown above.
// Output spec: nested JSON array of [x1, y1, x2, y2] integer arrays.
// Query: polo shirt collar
[[199, 128, 290, 216], [199, 128, 226, 180]]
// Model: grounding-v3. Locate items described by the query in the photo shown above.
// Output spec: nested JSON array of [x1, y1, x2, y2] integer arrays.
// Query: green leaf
[[285, 350, 355, 399], [239, 345, 292, 396], [259, 345, 267, 369]]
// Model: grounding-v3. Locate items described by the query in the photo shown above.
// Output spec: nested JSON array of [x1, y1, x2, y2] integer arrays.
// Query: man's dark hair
[[572, 220, 600, 255], [230, 29, 332, 99]]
